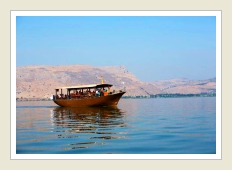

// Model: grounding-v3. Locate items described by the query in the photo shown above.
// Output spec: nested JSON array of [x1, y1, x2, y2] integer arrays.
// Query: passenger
[[96, 90, 100, 97], [100, 88, 104, 96], [61, 94, 64, 99], [88, 91, 91, 97], [84, 89, 88, 95], [86, 90, 89, 97], [89, 90, 92, 96], [92, 90, 95, 96], [108, 87, 112, 94]]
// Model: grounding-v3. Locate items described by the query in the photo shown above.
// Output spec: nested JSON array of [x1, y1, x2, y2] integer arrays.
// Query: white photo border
[[11, 10, 221, 160]]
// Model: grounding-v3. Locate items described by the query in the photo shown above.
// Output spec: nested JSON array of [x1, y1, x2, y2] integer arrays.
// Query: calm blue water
[[16, 97, 216, 154]]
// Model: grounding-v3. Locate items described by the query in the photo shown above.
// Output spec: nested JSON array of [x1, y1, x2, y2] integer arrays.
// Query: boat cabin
[[54, 83, 114, 100]]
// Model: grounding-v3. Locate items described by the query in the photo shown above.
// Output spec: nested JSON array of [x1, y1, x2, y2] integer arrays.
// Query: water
[[16, 97, 216, 154]]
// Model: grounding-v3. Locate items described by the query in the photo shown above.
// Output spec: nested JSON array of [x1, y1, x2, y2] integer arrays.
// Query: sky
[[16, 15, 216, 81]]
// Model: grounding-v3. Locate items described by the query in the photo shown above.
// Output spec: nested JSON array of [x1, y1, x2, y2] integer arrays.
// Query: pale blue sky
[[16, 16, 216, 81]]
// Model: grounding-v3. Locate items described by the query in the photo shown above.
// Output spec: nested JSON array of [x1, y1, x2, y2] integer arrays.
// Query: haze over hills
[[16, 65, 216, 99]]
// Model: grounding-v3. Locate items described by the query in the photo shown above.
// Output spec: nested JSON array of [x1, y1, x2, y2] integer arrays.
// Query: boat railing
[[54, 89, 125, 100]]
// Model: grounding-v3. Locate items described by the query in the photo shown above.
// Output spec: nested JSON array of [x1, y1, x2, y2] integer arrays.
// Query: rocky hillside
[[16, 65, 163, 99], [151, 78, 216, 94], [16, 65, 216, 99]]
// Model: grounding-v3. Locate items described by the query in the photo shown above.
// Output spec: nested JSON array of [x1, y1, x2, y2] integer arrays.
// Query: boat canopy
[[55, 83, 113, 90]]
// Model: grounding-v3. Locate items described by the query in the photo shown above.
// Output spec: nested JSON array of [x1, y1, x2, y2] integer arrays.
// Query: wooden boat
[[53, 83, 125, 107]]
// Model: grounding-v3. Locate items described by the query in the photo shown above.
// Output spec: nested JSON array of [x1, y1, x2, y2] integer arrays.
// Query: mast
[[101, 77, 104, 84]]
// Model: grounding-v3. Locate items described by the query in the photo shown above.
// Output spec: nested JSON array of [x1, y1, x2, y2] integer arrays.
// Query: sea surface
[[16, 97, 216, 154]]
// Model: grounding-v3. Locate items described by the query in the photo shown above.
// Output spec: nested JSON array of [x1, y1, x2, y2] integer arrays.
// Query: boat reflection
[[51, 106, 127, 151], [52, 106, 125, 126]]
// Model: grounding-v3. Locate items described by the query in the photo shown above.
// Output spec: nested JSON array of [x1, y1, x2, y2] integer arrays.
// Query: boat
[[53, 80, 126, 107]]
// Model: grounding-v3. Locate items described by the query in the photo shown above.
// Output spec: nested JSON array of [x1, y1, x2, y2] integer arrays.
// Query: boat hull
[[53, 92, 125, 107]]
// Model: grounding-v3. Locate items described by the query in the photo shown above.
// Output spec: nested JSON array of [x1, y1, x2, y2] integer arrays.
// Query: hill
[[16, 65, 163, 99], [16, 65, 216, 99], [151, 78, 216, 94]]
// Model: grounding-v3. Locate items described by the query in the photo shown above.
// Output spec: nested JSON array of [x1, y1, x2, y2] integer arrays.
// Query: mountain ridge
[[16, 64, 216, 99]]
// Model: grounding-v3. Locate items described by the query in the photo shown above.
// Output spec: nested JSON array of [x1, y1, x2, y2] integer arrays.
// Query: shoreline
[[16, 93, 216, 101]]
